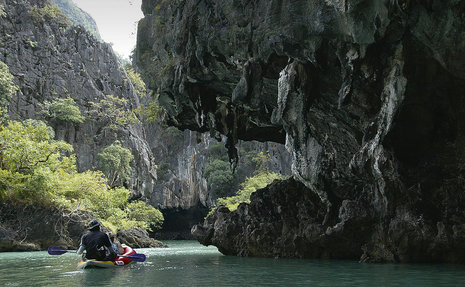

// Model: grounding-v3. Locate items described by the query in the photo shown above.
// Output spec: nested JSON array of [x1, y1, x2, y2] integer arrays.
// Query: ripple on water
[[1, 242, 465, 287]]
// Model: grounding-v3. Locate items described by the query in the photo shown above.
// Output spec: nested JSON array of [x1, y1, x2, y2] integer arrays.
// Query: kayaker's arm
[[77, 244, 85, 255], [77, 235, 85, 255]]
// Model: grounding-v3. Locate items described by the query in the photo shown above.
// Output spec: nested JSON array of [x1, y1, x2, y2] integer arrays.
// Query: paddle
[[47, 246, 147, 262]]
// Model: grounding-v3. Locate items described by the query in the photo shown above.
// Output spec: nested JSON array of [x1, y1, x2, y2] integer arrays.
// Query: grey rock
[[138, 0, 465, 262], [116, 228, 166, 248], [0, 201, 92, 251], [0, 0, 156, 196], [0, 0, 291, 242]]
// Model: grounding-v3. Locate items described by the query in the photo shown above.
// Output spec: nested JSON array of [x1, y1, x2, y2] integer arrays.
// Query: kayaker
[[77, 219, 117, 261]]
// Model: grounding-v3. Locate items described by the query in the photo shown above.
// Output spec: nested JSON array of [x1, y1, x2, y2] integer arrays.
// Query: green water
[[1, 241, 465, 287]]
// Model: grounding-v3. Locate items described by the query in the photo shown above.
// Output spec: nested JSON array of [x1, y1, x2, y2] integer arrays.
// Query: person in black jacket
[[77, 219, 117, 261]]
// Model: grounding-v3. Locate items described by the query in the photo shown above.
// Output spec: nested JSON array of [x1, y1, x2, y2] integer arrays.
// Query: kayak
[[77, 245, 136, 269]]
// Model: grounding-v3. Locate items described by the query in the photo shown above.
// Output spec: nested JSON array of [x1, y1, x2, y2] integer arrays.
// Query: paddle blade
[[126, 253, 146, 262], [48, 246, 68, 255]]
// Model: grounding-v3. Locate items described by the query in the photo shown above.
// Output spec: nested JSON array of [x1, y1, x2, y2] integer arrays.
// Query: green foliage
[[204, 143, 236, 197], [79, 183, 162, 232], [215, 172, 284, 213], [133, 100, 161, 124], [204, 159, 234, 198], [252, 151, 272, 174], [0, 120, 75, 203], [29, 3, 71, 27], [126, 200, 164, 231], [124, 64, 161, 123], [207, 144, 228, 162], [0, 120, 73, 174], [88, 94, 136, 130], [0, 61, 18, 108], [124, 65, 147, 98], [207, 151, 286, 216], [51, 0, 102, 40], [97, 140, 134, 188], [43, 96, 85, 124], [0, 120, 163, 232], [0, 5, 6, 18], [25, 39, 38, 49]]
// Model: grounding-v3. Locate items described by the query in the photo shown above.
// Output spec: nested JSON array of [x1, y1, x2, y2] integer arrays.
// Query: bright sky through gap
[[71, 0, 143, 59]]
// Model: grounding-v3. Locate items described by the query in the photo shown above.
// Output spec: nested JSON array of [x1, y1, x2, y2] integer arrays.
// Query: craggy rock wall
[[0, 0, 290, 234], [0, 0, 157, 194], [137, 0, 465, 263], [146, 124, 291, 239]]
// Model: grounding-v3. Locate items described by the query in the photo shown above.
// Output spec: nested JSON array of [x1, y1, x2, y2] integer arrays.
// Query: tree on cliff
[[97, 140, 134, 188], [0, 120, 162, 232], [205, 159, 234, 198], [88, 94, 136, 131], [42, 96, 85, 124]]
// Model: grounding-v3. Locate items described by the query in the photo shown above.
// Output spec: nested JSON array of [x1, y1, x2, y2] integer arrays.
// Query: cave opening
[[384, 38, 465, 222]]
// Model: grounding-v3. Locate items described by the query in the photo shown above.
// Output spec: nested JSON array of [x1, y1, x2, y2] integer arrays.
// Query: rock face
[[146, 124, 291, 239], [51, 0, 102, 40], [0, 0, 162, 248], [146, 125, 290, 209], [0, 0, 156, 194], [0, 201, 91, 251], [0, 0, 290, 243], [116, 228, 166, 248], [137, 0, 465, 263]]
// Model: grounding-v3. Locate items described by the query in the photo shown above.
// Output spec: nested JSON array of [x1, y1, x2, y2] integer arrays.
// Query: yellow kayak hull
[[77, 260, 117, 269]]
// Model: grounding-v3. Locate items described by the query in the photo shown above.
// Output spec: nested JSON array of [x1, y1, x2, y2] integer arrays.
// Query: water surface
[[0, 241, 464, 286]]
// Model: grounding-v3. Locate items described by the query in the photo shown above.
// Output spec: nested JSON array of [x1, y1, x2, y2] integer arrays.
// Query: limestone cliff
[[0, 0, 156, 194], [146, 124, 291, 239], [51, 0, 101, 40], [137, 0, 465, 263], [0, 0, 290, 244]]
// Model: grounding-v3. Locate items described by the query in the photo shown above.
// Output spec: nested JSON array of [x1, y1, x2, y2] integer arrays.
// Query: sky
[[71, 0, 144, 59]]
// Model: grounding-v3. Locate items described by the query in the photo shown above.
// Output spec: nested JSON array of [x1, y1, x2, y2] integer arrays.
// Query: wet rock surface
[[117, 228, 166, 248], [138, 0, 465, 262]]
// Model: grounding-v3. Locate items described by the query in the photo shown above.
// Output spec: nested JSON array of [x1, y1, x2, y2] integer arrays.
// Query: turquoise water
[[0, 241, 465, 286]]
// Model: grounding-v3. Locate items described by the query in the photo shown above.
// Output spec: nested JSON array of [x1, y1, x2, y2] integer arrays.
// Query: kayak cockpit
[[77, 245, 136, 269]]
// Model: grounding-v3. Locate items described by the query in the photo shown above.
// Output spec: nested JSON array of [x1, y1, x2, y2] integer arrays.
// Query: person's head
[[88, 219, 100, 231], [109, 233, 115, 241]]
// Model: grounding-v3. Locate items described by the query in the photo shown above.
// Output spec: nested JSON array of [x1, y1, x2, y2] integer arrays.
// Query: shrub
[[0, 120, 163, 231], [97, 140, 134, 187], [204, 159, 234, 198], [88, 94, 136, 131], [207, 151, 286, 216], [125, 65, 146, 98], [0, 5, 6, 18], [207, 144, 229, 161], [43, 96, 85, 124], [126, 200, 164, 231], [125, 64, 161, 123], [0, 120, 74, 204], [133, 100, 160, 124], [216, 172, 284, 212], [29, 3, 71, 27], [252, 151, 272, 174], [0, 61, 18, 108]]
